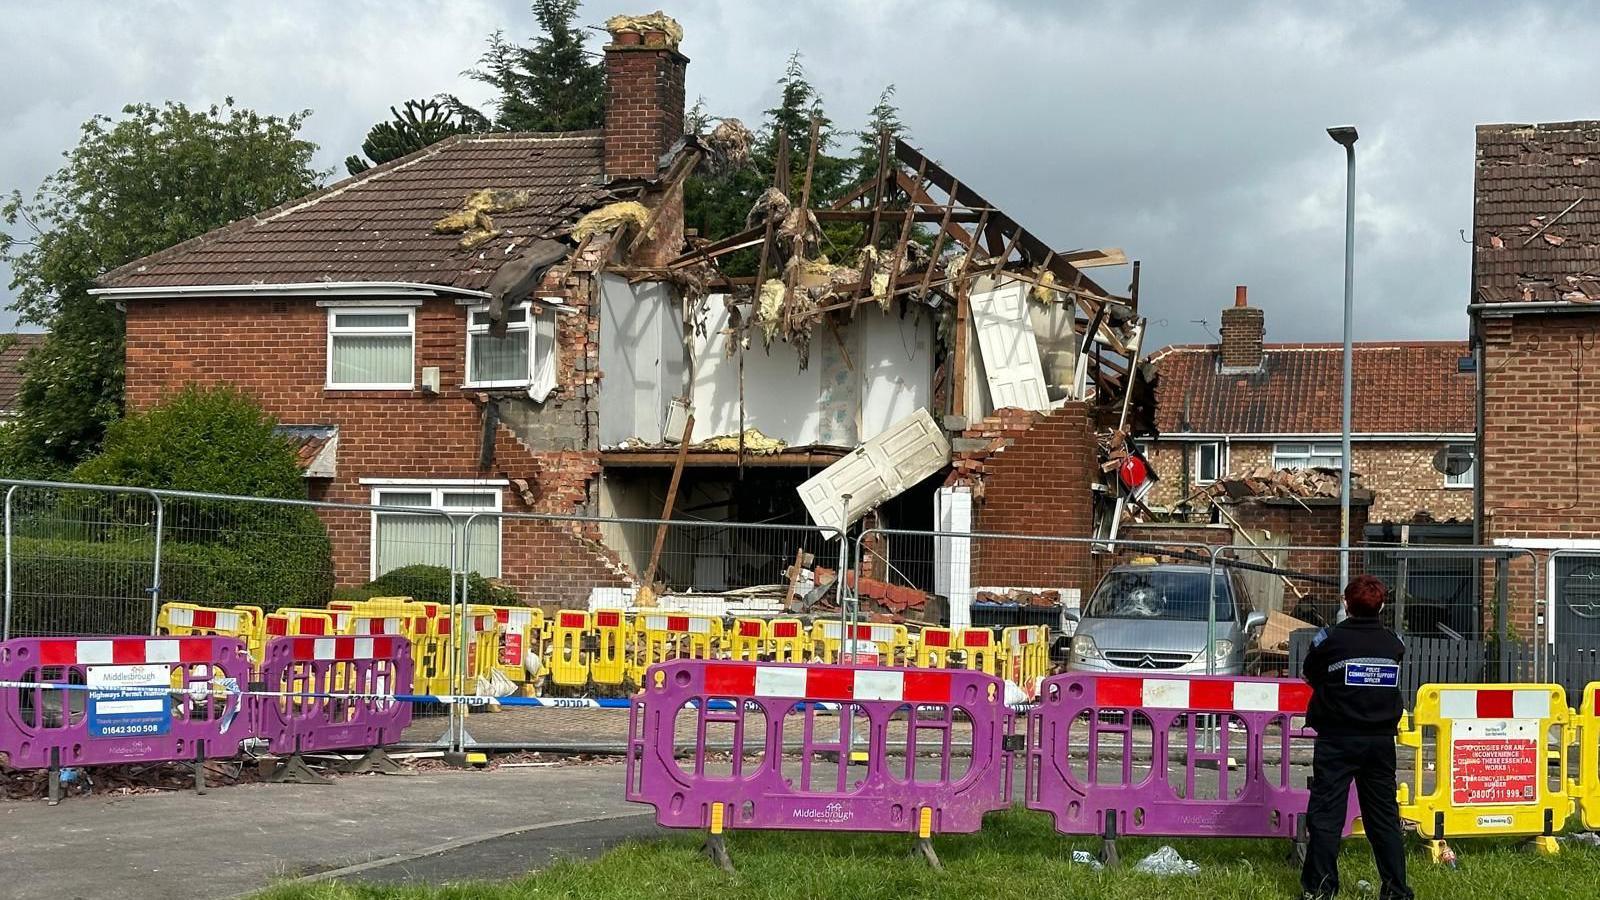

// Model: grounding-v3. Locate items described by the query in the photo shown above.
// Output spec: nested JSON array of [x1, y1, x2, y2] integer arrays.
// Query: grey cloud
[[5, 0, 1599, 352]]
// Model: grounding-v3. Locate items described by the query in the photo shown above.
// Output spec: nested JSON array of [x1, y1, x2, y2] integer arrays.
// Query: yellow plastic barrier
[[157, 602, 254, 646], [232, 605, 268, 661], [486, 606, 545, 686], [728, 618, 768, 661], [911, 626, 957, 668], [1398, 683, 1572, 860], [632, 612, 723, 682], [427, 607, 499, 695], [263, 608, 337, 639], [768, 618, 808, 662], [957, 627, 1000, 676], [340, 607, 432, 694], [1000, 626, 1049, 697], [810, 621, 911, 665], [1574, 682, 1600, 831], [546, 610, 592, 688], [591, 609, 631, 686]]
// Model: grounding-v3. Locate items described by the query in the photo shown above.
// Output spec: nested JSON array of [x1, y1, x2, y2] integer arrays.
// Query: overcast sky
[[3, 0, 1598, 348]]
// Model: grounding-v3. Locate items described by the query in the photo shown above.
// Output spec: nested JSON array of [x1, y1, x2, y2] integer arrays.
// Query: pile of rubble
[[1208, 465, 1352, 501], [974, 588, 1061, 609]]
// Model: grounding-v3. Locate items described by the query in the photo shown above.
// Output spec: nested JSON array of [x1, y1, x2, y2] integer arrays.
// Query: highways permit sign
[[86, 664, 172, 739], [1450, 718, 1539, 806]]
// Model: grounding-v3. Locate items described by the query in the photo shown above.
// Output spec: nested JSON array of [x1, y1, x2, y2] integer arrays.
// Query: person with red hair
[[1300, 575, 1412, 900]]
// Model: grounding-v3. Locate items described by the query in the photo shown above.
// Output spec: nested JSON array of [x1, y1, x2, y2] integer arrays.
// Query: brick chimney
[[1219, 285, 1265, 372], [603, 13, 688, 181]]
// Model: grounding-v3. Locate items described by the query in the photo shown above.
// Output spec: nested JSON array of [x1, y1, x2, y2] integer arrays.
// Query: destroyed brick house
[[1472, 121, 1600, 638], [94, 12, 1151, 622]]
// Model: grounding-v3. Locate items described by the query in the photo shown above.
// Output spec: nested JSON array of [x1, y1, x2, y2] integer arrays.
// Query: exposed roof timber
[[893, 138, 1119, 306]]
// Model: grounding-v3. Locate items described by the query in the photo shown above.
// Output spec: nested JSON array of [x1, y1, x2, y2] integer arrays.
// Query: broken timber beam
[[641, 414, 694, 597]]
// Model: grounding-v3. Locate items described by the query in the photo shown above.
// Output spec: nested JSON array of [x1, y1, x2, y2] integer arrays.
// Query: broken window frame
[[367, 482, 504, 579], [1443, 443, 1475, 488], [1272, 441, 1343, 471], [464, 301, 559, 399], [1194, 441, 1225, 485], [326, 307, 415, 390]]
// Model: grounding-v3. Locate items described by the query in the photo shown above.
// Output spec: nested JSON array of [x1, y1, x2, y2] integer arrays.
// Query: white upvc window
[[1273, 441, 1344, 470], [1444, 443, 1476, 488], [465, 302, 559, 399], [327, 308, 414, 389], [369, 483, 503, 578], [1194, 441, 1225, 484]]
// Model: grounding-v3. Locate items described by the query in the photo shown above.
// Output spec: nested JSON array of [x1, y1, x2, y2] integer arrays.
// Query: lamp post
[[1327, 125, 1358, 595]]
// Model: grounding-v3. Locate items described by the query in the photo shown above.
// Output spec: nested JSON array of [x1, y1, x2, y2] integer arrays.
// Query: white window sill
[[1443, 483, 1475, 490], [325, 384, 415, 391], [464, 381, 533, 390]]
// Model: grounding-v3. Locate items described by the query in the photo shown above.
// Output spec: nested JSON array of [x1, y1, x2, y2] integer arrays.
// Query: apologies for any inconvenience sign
[[1450, 718, 1540, 806]]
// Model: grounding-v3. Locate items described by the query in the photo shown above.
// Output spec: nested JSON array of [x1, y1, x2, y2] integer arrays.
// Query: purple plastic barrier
[[256, 635, 413, 755], [1026, 672, 1350, 862], [627, 660, 1014, 866], [0, 636, 252, 769]]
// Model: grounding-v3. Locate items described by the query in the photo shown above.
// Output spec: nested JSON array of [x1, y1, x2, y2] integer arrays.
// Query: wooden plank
[[640, 414, 694, 595]]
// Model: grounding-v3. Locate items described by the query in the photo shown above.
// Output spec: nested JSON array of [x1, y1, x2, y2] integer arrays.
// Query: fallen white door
[[798, 408, 951, 535], [970, 280, 1050, 412]]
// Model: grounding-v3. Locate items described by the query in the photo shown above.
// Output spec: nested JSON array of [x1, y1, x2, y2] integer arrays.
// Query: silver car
[[1064, 562, 1267, 676]]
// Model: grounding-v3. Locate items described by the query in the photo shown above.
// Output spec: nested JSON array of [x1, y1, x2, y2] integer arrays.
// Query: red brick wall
[[603, 41, 686, 180], [1480, 313, 1600, 628], [959, 403, 1098, 594], [122, 279, 630, 605]]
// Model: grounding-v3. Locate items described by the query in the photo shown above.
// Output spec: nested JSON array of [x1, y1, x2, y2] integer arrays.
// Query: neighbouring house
[[0, 333, 46, 421], [1142, 287, 1475, 530], [94, 11, 1150, 623], [1472, 120, 1600, 640]]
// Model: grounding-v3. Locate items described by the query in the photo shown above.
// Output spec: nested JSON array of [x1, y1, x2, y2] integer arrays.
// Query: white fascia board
[[359, 477, 511, 486], [1494, 537, 1600, 550], [90, 281, 492, 301]]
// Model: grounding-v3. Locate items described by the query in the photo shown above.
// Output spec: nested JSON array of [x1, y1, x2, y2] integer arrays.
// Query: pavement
[[0, 761, 644, 900]]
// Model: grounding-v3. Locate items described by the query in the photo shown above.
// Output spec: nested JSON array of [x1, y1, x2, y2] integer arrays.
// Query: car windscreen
[[1081, 570, 1234, 622]]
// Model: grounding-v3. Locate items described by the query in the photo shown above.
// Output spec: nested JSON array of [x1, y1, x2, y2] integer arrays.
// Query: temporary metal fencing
[[1546, 550, 1600, 698]]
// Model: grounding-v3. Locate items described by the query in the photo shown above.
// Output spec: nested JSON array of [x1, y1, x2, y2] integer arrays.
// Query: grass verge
[[255, 807, 1600, 900]]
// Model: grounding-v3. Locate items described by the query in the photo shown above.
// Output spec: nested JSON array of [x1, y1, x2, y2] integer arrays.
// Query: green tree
[[66, 384, 334, 613], [345, 98, 472, 176], [852, 84, 908, 184], [0, 100, 327, 470], [441, 0, 605, 133]]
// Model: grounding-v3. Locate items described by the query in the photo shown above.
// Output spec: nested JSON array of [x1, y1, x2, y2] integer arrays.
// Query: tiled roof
[[1147, 341, 1474, 435], [0, 333, 46, 414], [1474, 122, 1600, 304], [274, 425, 338, 478], [98, 132, 605, 293]]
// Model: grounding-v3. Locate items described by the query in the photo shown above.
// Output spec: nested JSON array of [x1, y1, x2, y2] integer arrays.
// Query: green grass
[[256, 808, 1600, 900]]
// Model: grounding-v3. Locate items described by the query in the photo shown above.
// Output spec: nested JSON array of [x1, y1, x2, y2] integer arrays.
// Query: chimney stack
[[1219, 284, 1265, 372], [603, 12, 688, 181]]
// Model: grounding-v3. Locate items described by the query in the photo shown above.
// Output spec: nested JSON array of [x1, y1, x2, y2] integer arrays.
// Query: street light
[[1328, 126, 1358, 596]]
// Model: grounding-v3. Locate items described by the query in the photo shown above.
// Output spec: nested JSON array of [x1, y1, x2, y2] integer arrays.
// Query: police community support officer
[[1300, 574, 1413, 900]]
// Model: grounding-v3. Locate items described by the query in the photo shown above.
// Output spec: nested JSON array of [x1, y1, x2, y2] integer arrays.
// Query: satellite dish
[[1432, 446, 1471, 476]]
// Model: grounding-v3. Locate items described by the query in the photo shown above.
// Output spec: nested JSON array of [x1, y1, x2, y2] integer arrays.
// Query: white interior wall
[[691, 296, 824, 445], [859, 309, 934, 441], [598, 274, 683, 445]]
